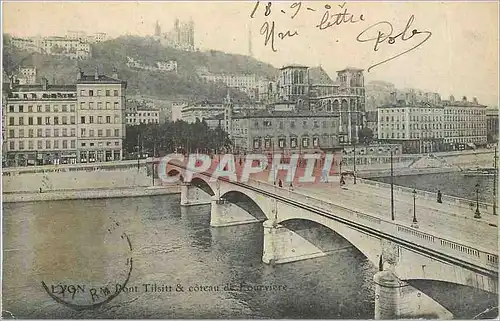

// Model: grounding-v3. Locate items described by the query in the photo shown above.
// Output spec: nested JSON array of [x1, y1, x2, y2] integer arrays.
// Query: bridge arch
[[277, 209, 382, 268], [220, 190, 268, 222], [191, 177, 215, 196], [166, 169, 184, 182]]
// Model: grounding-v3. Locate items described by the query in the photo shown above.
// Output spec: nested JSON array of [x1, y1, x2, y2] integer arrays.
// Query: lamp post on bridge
[[474, 183, 481, 219], [411, 189, 418, 228]]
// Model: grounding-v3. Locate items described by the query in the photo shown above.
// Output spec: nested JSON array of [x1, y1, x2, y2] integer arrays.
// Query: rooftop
[[8, 84, 76, 92], [77, 74, 127, 87], [233, 109, 339, 119], [279, 64, 309, 70], [337, 67, 364, 72], [308, 66, 335, 85]]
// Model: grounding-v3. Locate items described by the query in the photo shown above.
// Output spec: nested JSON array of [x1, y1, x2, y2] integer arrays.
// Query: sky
[[2, 1, 499, 107]]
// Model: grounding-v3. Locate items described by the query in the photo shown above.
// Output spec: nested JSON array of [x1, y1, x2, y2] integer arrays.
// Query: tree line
[[124, 120, 233, 157]]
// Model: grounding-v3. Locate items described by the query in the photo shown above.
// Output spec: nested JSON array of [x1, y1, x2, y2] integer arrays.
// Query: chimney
[[9, 75, 14, 89], [94, 67, 99, 80], [112, 67, 118, 79], [42, 77, 48, 90], [450, 95, 455, 103]]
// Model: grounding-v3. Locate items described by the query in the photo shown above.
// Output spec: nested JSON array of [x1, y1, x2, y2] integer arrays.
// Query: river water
[[2, 195, 375, 319]]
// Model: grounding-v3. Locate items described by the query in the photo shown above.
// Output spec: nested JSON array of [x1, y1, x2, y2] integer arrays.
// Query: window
[[46, 140, 51, 149], [71, 128, 76, 137], [54, 129, 59, 137], [62, 116, 67, 124], [28, 140, 34, 150], [89, 90, 94, 96], [45, 129, 51, 137], [89, 102, 94, 109], [54, 140, 59, 149], [81, 116, 85, 124], [54, 117, 59, 125], [62, 105, 68, 112], [71, 140, 76, 148], [106, 129, 111, 137], [114, 129, 119, 137], [9, 117, 14, 125], [98, 102, 103, 110], [28, 129, 34, 138], [9, 105, 14, 112], [81, 128, 86, 137], [302, 137, 309, 148], [54, 105, 59, 112], [114, 90, 118, 96], [263, 120, 272, 127], [290, 121, 295, 129], [9, 141, 14, 150], [98, 129, 103, 137], [28, 105, 33, 112], [81, 142, 86, 147], [106, 90, 110, 96], [290, 137, 297, 148], [37, 105, 42, 112], [8, 129, 15, 138], [80, 90, 85, 96], [19, 141, 24, 150], [19, 105, 24, 113], [89, 116, 94, 124], [253, 138, 260, 149], [106, 116, 111, 123], [98, 116, 102, 124], [80, 102, 86, 109], [97, 90, 102, 96], [62, 128, 67, 137], [28, 117, 33, 125], [19, 117, 24, 125], [70, 116, 75, 124], [62, 140, 68, 149], [37, 129, 42, 137], [70, 104, 75, 112], [89, 129, 95, 137], [278, 138, 285, 148], [264, 138, 271, 148], [313, 137, 319, 147], [45, 105, 50, 112], [37, 140, 42, 149], [106, 102, 111, 109], [114, 102, 119, 109]]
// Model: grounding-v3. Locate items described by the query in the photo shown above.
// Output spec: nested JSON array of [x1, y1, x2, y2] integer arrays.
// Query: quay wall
[[2, 163, 154, 193]]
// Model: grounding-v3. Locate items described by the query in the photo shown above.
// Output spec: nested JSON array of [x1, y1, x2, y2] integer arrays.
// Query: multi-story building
[[442, 96, 487, 147], [66, 30, 106, 43], [229, 109, 341, 154], [14, 66, 37, 85], [377, 95, 487, 153], [3, 69, 127, 166], [157, 61, 178, 73], [9, 35, 91, 59], [277, 65, 309, 102], [198, 72, 274, 102], [171, 101, 188, 121], [126, 107, 160, 125], [486, 108, 499, 144], [377, 100, 444, 153], [154, 19, 195, 51]]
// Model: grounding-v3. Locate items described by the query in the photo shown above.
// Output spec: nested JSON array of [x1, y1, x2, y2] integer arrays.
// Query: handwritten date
[[356, 15, 432, 72]]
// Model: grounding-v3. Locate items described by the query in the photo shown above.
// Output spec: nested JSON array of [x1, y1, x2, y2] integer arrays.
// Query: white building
[[157, 61, 178, 73]]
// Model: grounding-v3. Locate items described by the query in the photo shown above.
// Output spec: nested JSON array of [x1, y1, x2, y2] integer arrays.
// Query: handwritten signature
[[356, 15, 432, 72]]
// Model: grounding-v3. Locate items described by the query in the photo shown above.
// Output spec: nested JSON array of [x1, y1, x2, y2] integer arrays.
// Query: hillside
[[2, 35, 278, 102]]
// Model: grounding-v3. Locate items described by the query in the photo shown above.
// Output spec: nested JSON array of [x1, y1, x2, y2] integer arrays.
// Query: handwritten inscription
[[316, 3, 364, 30], [260, 21, 299, 52], [356, 15, 432, 72]]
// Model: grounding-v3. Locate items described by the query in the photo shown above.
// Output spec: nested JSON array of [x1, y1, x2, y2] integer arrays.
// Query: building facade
[[486, 108, 499, 144], [377, 95, 487, 153], [3, 70, 127, 166], [126, 108, 160, 125], [229, 110, 340, 154], [14, 66, 37, 85], [10, 36, 91, 60]]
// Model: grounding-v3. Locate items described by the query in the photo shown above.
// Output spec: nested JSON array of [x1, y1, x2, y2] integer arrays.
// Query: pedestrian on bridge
[[278, 179, 283, 188], [437, 190, 442, 203]]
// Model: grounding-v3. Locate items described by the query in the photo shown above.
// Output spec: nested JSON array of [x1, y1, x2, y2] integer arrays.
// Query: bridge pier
[[180, 182, 212, 206], [210, 197, 264, 227], [262, 220, 326, 265], [374, 270, 453, 319]]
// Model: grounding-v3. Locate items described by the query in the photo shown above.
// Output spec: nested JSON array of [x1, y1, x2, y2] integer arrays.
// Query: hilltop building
[[154, 19, 195, 52], [10, 35, 91, 60]]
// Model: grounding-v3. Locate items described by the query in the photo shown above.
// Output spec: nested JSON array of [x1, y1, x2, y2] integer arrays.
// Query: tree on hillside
[[358, 127, 374, 145]]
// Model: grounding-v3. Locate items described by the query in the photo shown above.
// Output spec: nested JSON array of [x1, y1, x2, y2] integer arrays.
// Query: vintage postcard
[[1, 1, 499, 319]]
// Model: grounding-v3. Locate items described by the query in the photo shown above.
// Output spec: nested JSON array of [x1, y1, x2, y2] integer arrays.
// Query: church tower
[[154, 20, 161, 37]]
